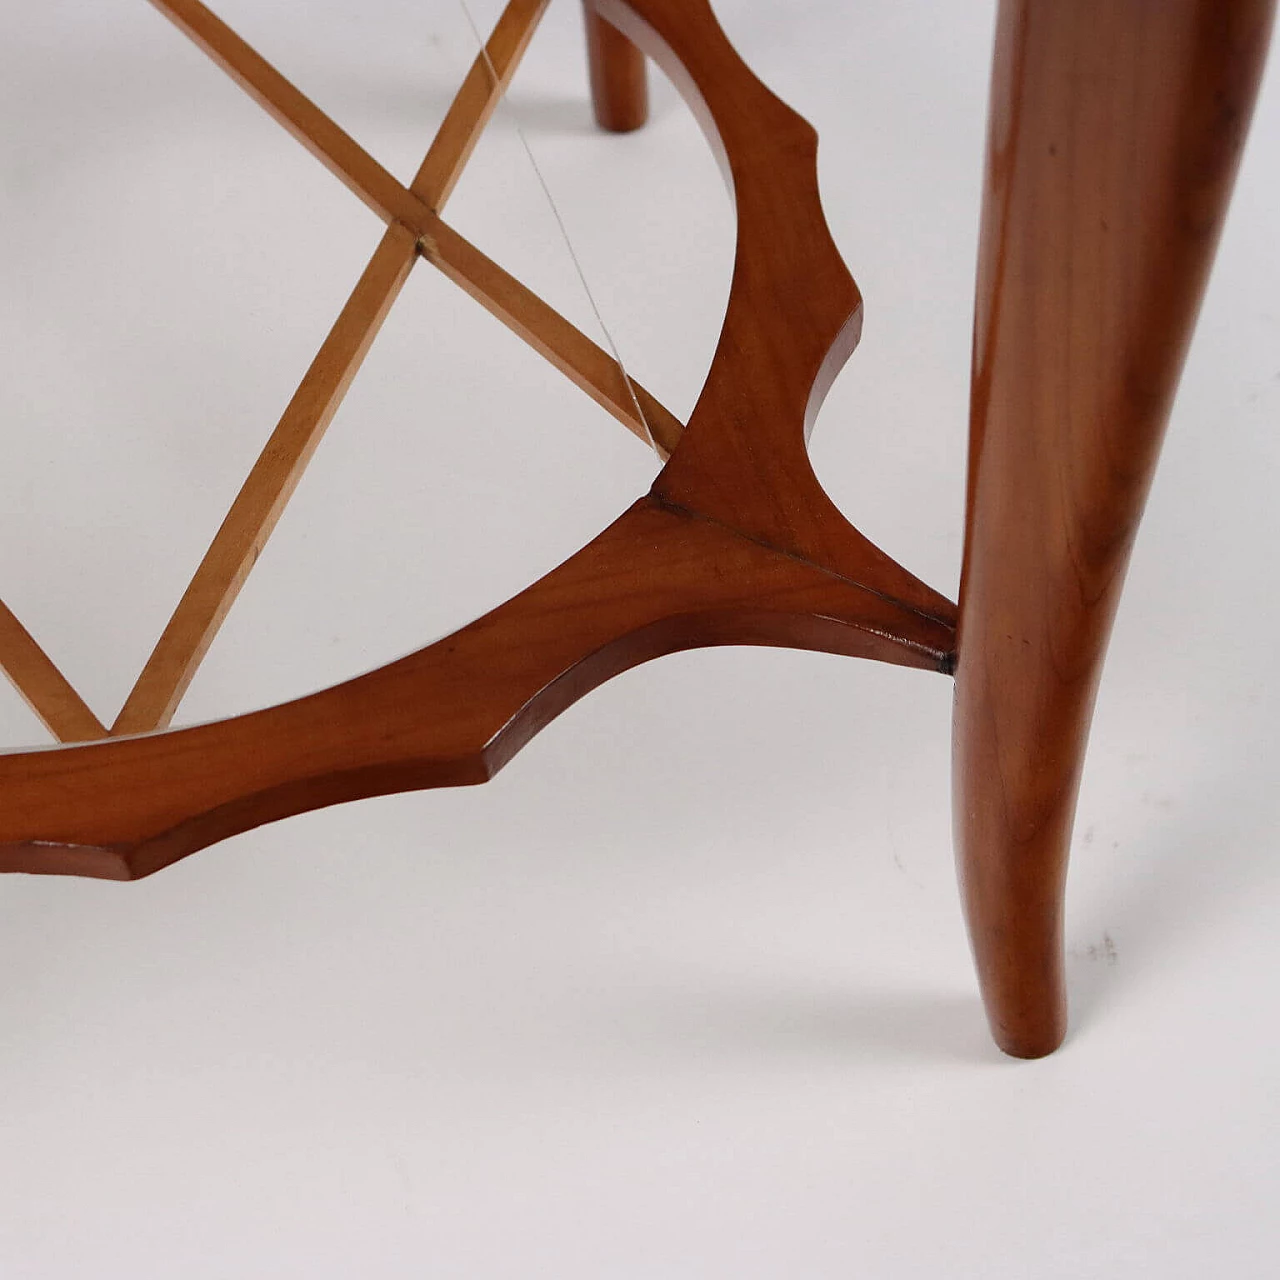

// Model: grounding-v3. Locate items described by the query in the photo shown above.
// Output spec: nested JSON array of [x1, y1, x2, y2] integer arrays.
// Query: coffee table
[[1, 0, 1274, 1058]]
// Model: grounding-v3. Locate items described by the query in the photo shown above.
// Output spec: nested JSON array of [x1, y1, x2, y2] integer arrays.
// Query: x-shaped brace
[[1, 0, 955, 879]]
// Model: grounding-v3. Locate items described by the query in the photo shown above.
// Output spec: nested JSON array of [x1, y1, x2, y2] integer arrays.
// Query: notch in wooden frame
[[0, 0, 954, 880]]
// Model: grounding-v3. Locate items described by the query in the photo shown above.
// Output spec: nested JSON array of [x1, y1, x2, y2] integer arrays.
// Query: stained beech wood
[[112, 222, 420, 736], [412, 0, 552, 209], [147, 0, 425, 228], [112, 0, 558, 735], [0, 0, 956, 879], [954, 0, 1277, 1058], [114, 0, 674, 734], [0, 601, 106, 743], [583, 3, 648, 132], [0, 497, 953, 880], [421, 219, 683, 455], [599, 0, 954, 624], [148, 0, 676, 456], [112, 206, 678, 737]]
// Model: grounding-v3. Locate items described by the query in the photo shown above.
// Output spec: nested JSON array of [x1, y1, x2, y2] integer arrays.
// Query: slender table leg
[[583, 1, 648, 132], [954, 0, 1276, 1058]]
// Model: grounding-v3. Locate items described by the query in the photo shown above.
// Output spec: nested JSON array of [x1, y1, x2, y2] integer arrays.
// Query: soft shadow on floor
[[577, 979, 1000, 1069], [1068, 748, 1280, 1033]]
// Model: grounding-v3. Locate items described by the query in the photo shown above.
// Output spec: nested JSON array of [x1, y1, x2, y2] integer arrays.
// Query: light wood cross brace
[[2, 0, 684, 743]]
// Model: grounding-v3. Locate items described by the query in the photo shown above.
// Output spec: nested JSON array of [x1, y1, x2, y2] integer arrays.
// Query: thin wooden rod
[[147, 0, 681, 454], [112, 223, 420, 737], [147, 0, 426, 227], [148, 0, 550, 225], [411, 0, 552, 209], [117, 3, 680, 735], [953, 0, 1277, 1058], [0, 599, 107, 742], [420, 218, 684, 456]]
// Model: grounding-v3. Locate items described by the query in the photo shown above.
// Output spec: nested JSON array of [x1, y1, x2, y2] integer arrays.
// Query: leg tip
[[988, 1004, 1069, 1059]]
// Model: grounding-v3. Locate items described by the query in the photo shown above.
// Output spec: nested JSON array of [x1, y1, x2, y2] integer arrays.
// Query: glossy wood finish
[[113, 223, 419, 735], [1, 498, 952, 881], [149, 0, 673, 444], [954, 0, 1277, 1058], [115, 0, 612, 736], [0, 0, 954, 877], [583, 2, 648, 132], [111, 0, 677, 735], [594, 0, 950, 624], [7, 0, 676, 742]]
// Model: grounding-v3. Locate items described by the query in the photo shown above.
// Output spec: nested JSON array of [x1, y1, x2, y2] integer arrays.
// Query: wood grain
[[3, 2, 956, 900], [583, 2, 649, 132], [147, 0, 425, 227], [953, 0, 1277, 1058], [0, 600, 106, 742], [421, 218, 683, 456], [598, 0, 955, 623], [112, 222, 420, 736], [0, 497, 951, 880], [148, 0, 676, 456], [412, 0, 552, 209], [4, 0, 1274, 1066], [114, 0, 672, 735]]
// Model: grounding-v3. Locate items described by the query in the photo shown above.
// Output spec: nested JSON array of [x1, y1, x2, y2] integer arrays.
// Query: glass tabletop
[[0, 0, 732, 753]]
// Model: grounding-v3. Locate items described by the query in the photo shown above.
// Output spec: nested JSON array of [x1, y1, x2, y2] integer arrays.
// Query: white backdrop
[[2, 1, 1279, 1275]]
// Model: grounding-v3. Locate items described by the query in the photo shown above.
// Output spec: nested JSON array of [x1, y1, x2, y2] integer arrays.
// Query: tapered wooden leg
[[583, 1, 648, 132], [954, 0, 1276, 1058]]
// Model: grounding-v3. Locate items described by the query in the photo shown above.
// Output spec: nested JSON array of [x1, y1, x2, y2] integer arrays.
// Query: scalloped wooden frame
[[0, 0, 956, 881], [6, 0, 1271, 1061]]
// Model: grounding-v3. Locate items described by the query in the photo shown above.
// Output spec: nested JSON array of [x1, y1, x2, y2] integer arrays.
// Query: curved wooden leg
[[583, 1, 648, 132], [954, 0, 1276, 1058]]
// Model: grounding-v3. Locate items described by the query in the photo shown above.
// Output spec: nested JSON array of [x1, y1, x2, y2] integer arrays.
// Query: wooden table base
[[0, 0, 1274, 1059], [955, 0, 1276, 1057]]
